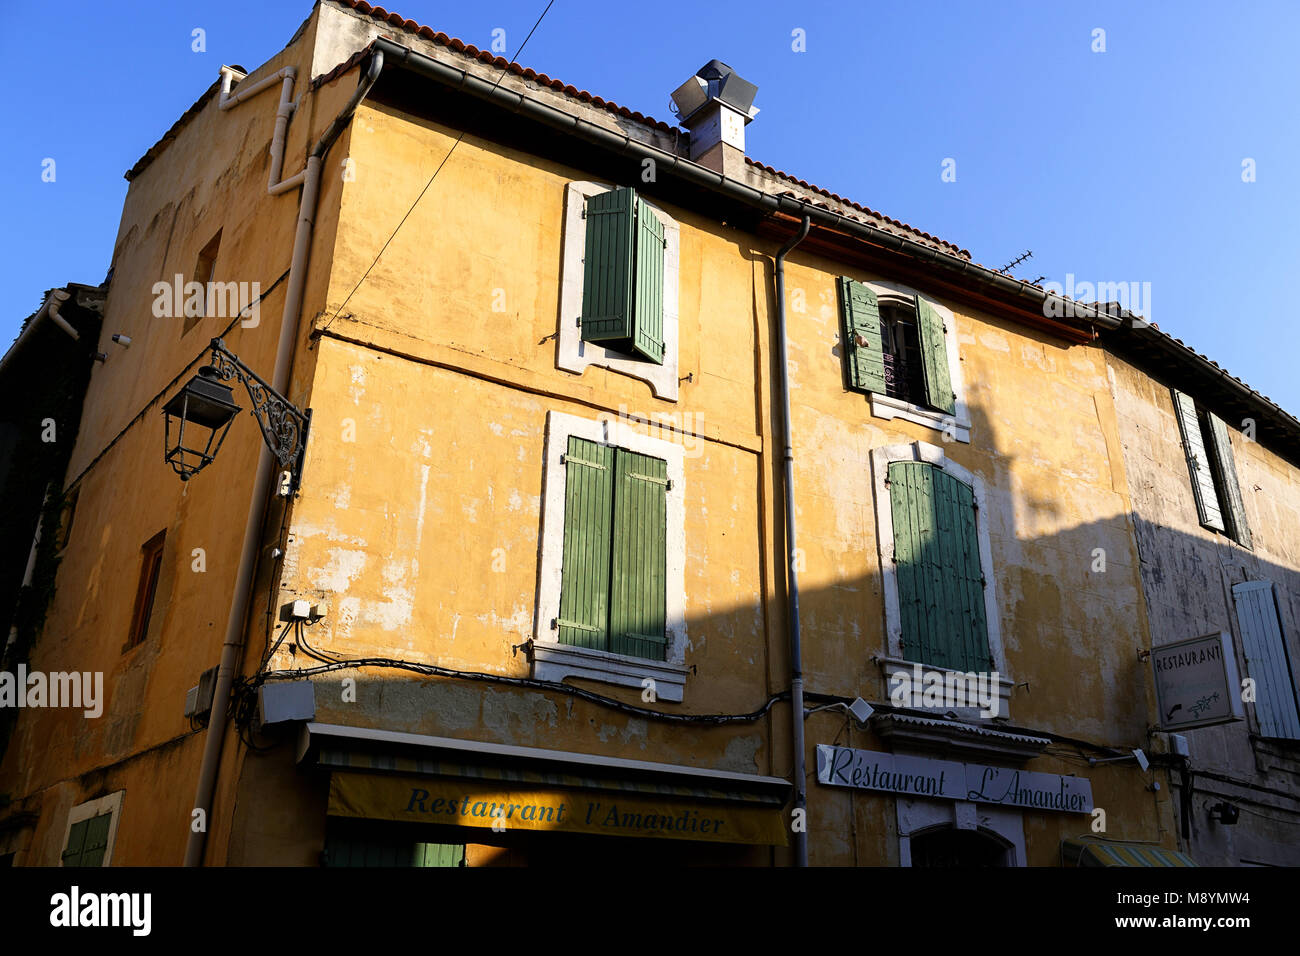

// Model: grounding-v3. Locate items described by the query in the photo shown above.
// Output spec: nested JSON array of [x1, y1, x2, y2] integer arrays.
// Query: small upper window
[[183, 230, 222, 336], [1171, 388, 1252, 548], [126, 529, 166, 650], [878, 302, 927, 405], [838, 277, 957, 417]]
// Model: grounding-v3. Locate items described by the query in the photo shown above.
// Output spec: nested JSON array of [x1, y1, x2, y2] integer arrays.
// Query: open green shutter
[[581, 187, 636, 347], [1234, 581, 1300, 739], [837, 277, 887, 394], [914, 296, 956, 414], [1206, 412, 1252, 548], [1172, 390, 1225, 532], [79, 813, 111, 867], [581, 187, 664, 364], [557, 437, 614, 650], [889, 462, 990, 672], [61, 819, 88, 866], [609, 448, 668, 661], [632, 195, 665, 364]]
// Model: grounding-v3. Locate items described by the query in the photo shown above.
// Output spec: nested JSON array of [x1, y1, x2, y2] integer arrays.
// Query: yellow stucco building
[[2, 0, 1298, 867]]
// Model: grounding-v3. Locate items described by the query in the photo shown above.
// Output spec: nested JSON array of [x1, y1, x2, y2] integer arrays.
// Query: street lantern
[[162, 366, 241, 481], [162, 338, 311, 490]]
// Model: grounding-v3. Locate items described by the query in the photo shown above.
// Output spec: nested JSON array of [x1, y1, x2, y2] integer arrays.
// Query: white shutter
[[1233, 580, 1300, 739], [1171, 389, 1224, 532]]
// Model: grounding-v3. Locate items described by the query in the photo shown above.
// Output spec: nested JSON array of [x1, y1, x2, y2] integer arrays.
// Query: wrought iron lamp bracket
[[206, 337, 311, 492]]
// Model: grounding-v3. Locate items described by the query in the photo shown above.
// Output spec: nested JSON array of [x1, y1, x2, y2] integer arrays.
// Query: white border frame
[[871, 440, 1011, 717], [559, 182, 681, 401], [60, 790, 125, 867], [896, 796, 1024, 867], [533, 410, 689, 701], [860, 281, 971, 443]]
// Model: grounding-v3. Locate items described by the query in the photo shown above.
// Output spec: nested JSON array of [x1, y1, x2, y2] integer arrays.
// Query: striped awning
[[1062, 838, 1197, 867]]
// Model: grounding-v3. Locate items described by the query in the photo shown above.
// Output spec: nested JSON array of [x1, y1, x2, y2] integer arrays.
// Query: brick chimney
[[671, 60, 758, 179]]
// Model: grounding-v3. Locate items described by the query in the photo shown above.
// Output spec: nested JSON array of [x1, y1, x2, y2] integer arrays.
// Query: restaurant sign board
[[815, 745, 1093, 814], [1151, 631, 1244, 731]]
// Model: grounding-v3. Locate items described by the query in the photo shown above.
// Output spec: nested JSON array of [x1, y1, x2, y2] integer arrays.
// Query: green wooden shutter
[[609, 448, 668, 661], [914, 295, 956, 414], [557, 437, 615, 650], [61, 819, 88, 866], [1206, 412, 1252, 548], [581, 187, 636, 347], [1171, 390, 1225, 532], [414, 842, 467, 867], [581, 187, 665, 365], [1234, 581, 1300, 739], [889, 462, 990, 672], [79, 813, 111, 867], [632, 195, 665, 364], [837, 277, 887, 394]]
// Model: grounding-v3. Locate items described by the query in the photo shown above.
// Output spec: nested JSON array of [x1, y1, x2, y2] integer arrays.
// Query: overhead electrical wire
[[318, 0, 557, 338]]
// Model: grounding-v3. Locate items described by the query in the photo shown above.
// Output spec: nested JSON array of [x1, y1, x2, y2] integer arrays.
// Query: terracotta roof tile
[[744, 157, 968, 257], [327, 0, 967, 255]]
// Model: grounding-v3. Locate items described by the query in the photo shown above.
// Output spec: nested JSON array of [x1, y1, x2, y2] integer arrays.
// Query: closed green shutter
[[914, 295, 956, 414], [609, 449, 668, 661], [61, 819, 88, 866], [580, 187, 664, 365], [1206, 412, 1252, 548], [79, 813, 111, 867], [1172, 390, 1225, 532], [557, 437, 614, 650], [632, 195, 666, 364], [62, 813, 111, 866], [325, 833, 465, 867], [414, 842, 467, 867], [1234, 581, 1300, 739], [889, 461, 990, 672], [837, 277, 887, 394]]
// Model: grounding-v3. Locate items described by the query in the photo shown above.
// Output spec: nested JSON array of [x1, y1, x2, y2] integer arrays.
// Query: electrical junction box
[[258, 681, 316, 726], [184, 665, 219, 719], [279, 599, 312, 621]]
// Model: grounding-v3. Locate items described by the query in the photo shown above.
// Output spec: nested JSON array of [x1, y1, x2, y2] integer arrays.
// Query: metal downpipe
[[775, 215, 811, 866], [183, 50, 385, 867]]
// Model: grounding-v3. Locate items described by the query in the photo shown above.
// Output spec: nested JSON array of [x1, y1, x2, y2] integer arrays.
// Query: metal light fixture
[[163, 366, 241, 481], [163, 337, 311, 490]]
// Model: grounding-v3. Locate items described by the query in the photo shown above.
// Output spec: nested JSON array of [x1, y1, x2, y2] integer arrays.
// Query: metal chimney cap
[[672, 60, 759, 123]]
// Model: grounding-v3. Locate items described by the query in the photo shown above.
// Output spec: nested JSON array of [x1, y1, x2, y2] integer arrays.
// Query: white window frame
[[870, 440, 1012, 718], [857, 281, 971, 443], [558, 182, 681, 401], [60, 790, 125, 867], [533, 410, 689, 701]]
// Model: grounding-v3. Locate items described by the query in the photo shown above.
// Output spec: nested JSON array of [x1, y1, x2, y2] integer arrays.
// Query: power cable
[[319, 0, 558, 338]]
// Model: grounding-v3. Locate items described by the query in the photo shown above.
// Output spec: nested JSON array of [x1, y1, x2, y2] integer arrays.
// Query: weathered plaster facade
[[2, 0, 1295, 867]]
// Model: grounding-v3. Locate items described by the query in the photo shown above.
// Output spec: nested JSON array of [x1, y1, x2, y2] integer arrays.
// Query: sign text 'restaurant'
[[816, 745, 1093, 813]]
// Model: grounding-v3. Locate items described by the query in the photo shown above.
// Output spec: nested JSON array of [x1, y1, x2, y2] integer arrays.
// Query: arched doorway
[[909, 825, 1011, 867]]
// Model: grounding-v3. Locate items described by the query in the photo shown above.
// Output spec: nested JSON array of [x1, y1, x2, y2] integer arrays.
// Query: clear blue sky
[[4, 0, 1298, 413]]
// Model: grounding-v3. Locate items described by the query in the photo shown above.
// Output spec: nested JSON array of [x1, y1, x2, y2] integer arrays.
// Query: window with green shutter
[[837, 279, 955, 414], [888, 461, 992, 672], [62, 811, 112, 867], [580, 186, 665, 365], [556, 435, 668, 662]]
